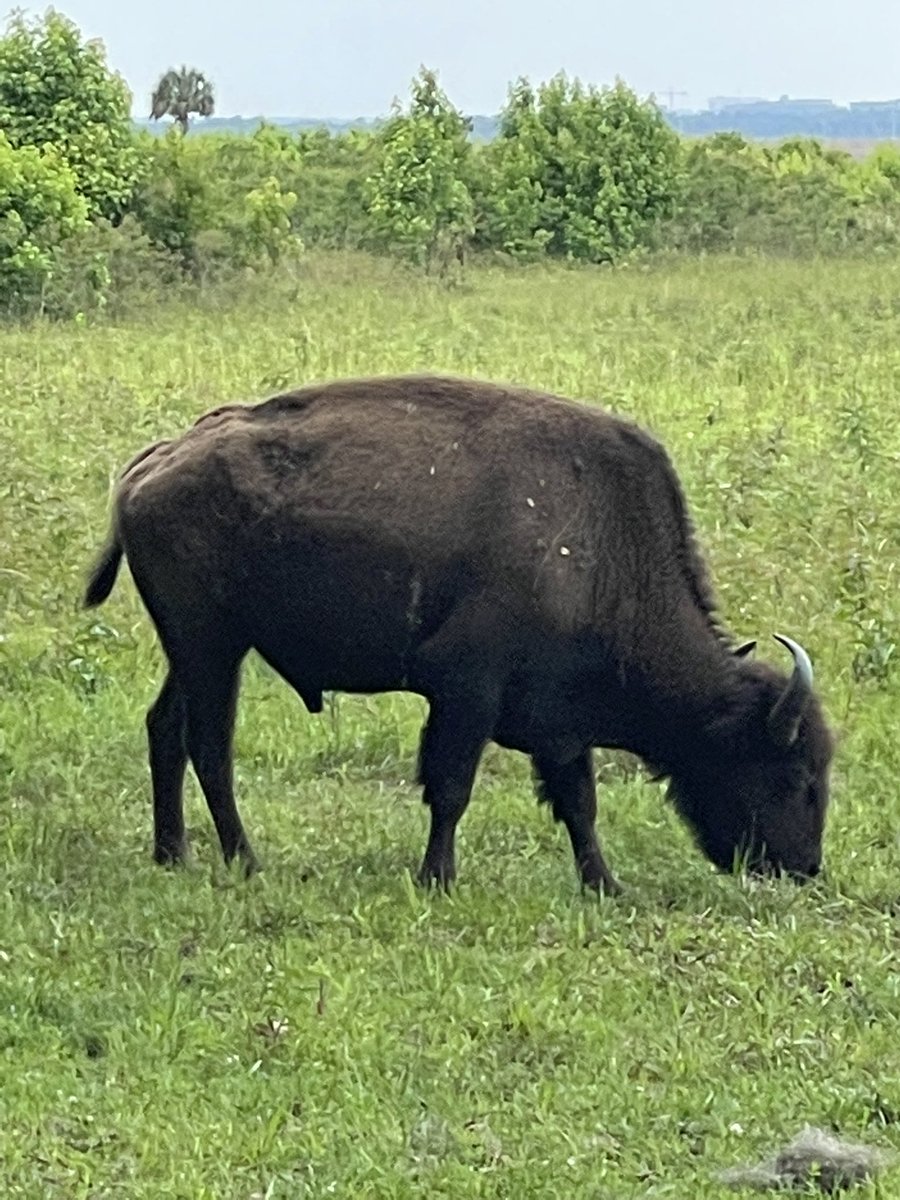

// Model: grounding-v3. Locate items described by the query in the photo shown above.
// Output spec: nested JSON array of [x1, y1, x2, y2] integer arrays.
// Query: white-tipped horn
[[768, 633, 814, 748]]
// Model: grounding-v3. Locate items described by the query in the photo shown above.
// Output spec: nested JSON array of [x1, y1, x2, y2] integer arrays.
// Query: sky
[[14, 0, 900, 118]]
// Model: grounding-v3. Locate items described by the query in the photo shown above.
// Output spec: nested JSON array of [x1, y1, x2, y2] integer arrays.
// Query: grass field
[[1, 251, 899, 1197]]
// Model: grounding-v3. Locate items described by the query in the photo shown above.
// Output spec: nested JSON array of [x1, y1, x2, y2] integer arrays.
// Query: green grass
[[1, 250, 899, 1197]]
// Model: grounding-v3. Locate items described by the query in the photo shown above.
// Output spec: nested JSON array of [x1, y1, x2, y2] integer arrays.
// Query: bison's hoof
[[153, 842, 188, 867], [582, 872, 622, 897], [417, 860, 455, 892], [241, 853, 262, 879]]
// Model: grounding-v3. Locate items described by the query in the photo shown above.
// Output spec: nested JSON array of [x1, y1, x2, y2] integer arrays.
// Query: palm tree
[[150, 67, 215, 134]]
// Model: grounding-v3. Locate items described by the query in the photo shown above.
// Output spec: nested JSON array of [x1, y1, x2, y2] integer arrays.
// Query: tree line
[[4, 11, 900, 318]]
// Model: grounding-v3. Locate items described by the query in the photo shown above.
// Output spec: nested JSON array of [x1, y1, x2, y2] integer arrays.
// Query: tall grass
[[0, 252, 898, 1196]]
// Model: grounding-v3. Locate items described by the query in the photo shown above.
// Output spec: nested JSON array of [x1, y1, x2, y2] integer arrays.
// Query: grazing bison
[[84, 375, 833, 891]]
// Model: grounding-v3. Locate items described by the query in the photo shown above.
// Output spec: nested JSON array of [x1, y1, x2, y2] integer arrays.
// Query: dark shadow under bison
[[85, 375, 833, 892]]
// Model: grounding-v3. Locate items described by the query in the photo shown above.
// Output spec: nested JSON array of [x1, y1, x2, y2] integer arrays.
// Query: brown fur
[[85, 374, 834, 890]]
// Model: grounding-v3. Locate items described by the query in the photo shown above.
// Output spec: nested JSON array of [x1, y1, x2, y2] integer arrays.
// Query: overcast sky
[[14, 0, 900, 118]]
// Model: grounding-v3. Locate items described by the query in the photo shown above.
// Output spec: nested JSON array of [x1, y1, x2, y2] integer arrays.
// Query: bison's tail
[[84, 531, 124, 608]]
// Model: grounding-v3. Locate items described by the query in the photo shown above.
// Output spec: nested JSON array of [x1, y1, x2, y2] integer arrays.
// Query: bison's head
[[667, 635, 834, 882]]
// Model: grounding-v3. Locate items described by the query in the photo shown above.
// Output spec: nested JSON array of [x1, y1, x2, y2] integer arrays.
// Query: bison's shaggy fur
[[85, 375, 833, 890]]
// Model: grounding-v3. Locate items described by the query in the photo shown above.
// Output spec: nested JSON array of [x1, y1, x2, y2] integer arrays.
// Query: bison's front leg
[[416, 697, 492, 890], [533, 749, 621, 895]]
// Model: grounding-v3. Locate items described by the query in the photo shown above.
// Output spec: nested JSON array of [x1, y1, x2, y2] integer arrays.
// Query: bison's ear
[[734, 640, 757, 659]]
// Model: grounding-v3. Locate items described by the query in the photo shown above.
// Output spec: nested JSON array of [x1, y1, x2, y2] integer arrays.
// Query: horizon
[[135, 91, 900, 124]]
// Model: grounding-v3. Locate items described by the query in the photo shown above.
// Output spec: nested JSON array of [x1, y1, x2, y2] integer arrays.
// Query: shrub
[[0, 134, 88, 313], [666, 134, 900, 255], [0, 10, 140, 220], [41, 216, 181, 319], [365, 68, 474, 270], [477, 75, 680, 263], [132, 129, 303, 280]]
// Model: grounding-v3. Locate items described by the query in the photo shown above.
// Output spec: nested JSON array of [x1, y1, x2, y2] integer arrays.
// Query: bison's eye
[[807, 784, 819, 808]]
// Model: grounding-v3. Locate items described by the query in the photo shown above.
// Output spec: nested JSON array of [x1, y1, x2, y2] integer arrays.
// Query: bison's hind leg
[[184, 649, 258, 875], [147, 670, 189, 865], [156, 630, 258, 876]]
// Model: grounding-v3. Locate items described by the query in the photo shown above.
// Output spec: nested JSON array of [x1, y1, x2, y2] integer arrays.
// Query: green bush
[[665, 134, 775, 252], [234, 176, 302, 268], [131, 129, 222, 272], [292, 129, 375, 248], [666, 134, 900, 255], [0, 134, 88, 313], [193, 124, 374, 250], [470, 135, 550, 260], [41, 216, 181, 319], [132, 129, 303, 281], [476, 75, 680, 263], [365, 69, 474, 270], [0, 10, 140, 221]]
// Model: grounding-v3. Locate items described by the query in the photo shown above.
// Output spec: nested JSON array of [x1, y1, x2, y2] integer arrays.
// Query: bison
[[84, 374, 833, 892]]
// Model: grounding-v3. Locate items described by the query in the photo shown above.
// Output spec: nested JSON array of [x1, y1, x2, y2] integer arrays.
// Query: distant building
[[670, 95, 900, 139], [708, 96, 767, 111], [849, 99, 900, 108]]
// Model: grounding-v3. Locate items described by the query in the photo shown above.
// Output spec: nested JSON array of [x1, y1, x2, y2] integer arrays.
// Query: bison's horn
[[734, 640, 757, 658], [768, 633, 814, 748]]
